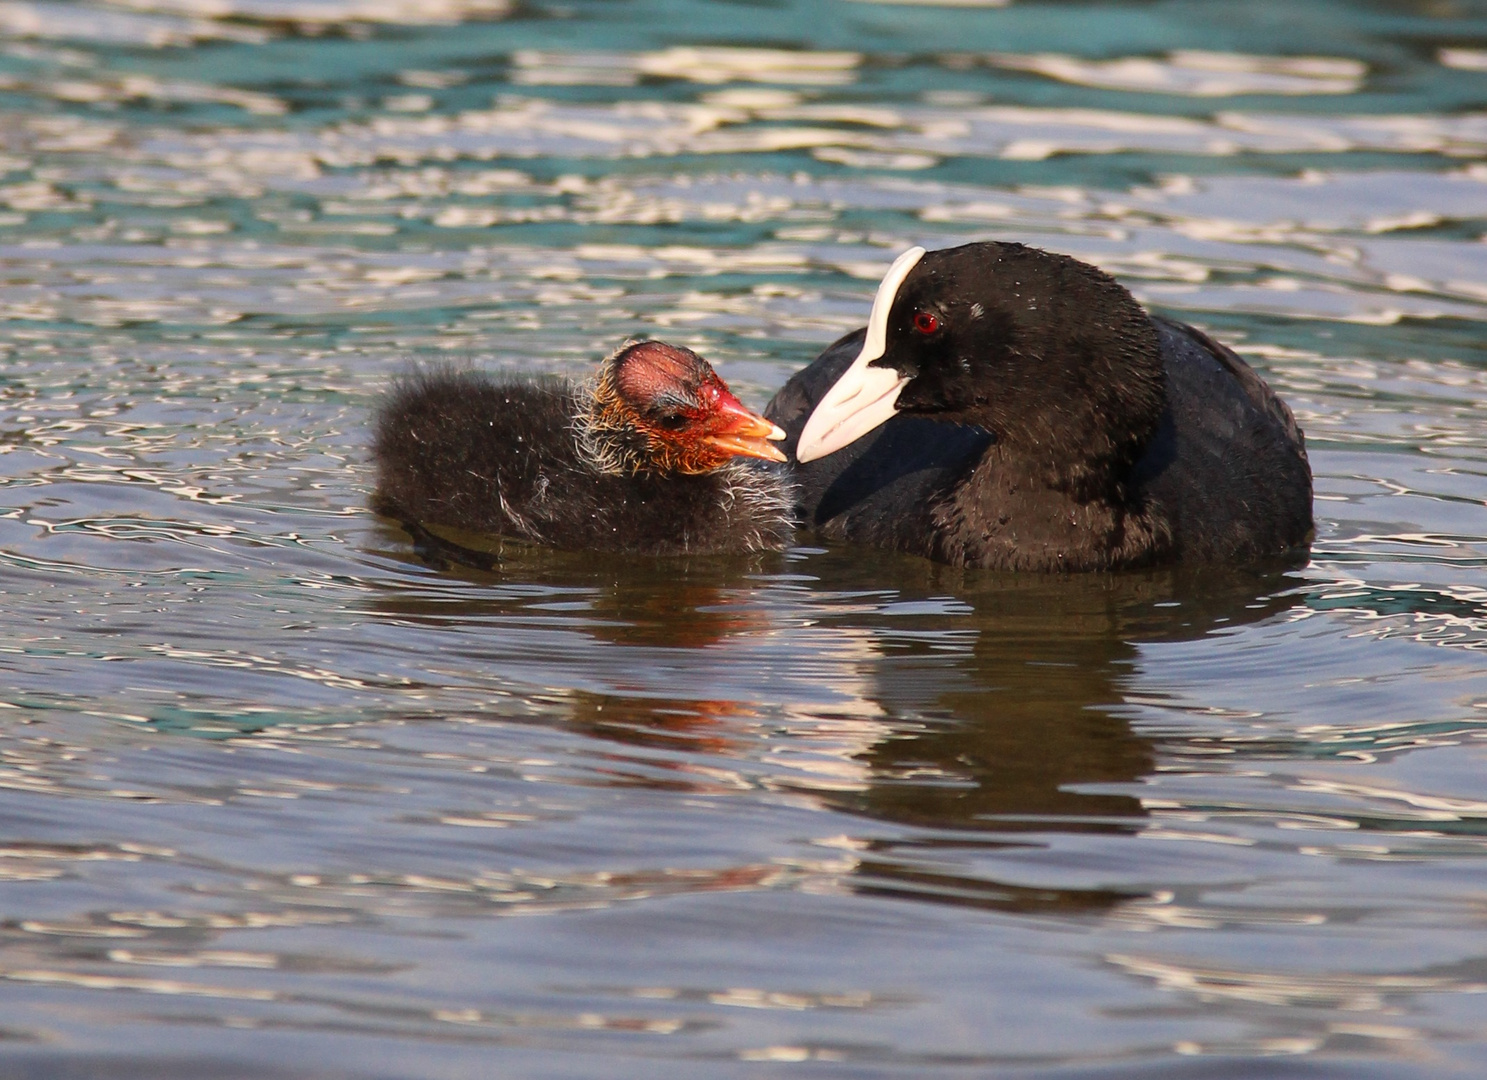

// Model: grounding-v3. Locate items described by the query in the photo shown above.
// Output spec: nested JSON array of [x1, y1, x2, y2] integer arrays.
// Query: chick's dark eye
[[912, 311, 941, 335], [655, 412, 688, 430]]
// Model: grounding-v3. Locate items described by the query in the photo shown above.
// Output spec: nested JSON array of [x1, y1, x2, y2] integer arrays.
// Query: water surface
[[2, 0, 1487, 1076]]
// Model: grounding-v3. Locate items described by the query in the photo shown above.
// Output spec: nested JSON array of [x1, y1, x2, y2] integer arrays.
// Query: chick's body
[[372, 346, 792, 556]]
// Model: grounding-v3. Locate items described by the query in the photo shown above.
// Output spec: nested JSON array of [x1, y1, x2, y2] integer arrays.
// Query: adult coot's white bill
[[767, 242, 1312, 571], [374, 341, 792, 556]]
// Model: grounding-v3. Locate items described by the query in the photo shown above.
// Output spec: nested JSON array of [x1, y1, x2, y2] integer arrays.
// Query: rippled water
[[2, 0, 1487, 1076]]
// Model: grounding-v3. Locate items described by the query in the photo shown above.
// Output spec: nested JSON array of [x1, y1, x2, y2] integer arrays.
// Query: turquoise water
[[2, 0, 1487, 1076]]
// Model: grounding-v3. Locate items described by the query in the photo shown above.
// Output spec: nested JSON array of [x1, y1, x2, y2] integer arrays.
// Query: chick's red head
[[603, 341, 786, 474]]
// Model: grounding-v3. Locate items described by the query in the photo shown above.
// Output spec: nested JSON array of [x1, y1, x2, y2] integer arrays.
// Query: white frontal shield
[[795, 246, 925, 463]]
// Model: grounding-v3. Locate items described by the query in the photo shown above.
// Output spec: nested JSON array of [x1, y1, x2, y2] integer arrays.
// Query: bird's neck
[[572, 377, 652, 475]]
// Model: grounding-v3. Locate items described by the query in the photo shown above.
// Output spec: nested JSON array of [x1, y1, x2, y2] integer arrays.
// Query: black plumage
[[372, 344, 792, 557], [766, 241, 1313, 571]]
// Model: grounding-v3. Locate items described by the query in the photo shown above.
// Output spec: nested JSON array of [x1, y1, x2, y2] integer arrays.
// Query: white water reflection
[[513, 47, 863, 87], [985, 51, 1367, 97], [0, 1, 268, 45], [102, 0, 514, 25]]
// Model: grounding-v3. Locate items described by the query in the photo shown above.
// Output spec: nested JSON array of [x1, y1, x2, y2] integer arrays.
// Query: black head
[[797, 242, 1166, 488]]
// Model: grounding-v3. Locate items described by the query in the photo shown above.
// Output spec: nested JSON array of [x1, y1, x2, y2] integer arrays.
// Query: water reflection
[[838, 563, 1300, 827], [3, 0, 1487, 1067], [371, 518, 782, 649], [807, 557, 1300, 914], [373, 522, 1302, 914]]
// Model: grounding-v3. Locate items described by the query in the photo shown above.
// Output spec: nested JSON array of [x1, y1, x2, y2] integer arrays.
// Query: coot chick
[[373, 341, 792, 556], [766, 242, 1312, 571]]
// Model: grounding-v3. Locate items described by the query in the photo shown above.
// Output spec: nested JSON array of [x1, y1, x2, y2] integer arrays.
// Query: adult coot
[[766, 242, 1312, 571], [373, 341, 792, 556]]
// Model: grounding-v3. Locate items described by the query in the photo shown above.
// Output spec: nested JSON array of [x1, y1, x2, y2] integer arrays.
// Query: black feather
[[372, 367, 791, 557], [766, 243, 1312, 571]]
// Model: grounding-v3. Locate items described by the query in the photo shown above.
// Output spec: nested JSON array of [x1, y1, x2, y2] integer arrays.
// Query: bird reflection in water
[[803, 554, 1299, 914], [370, 519, 781, 757], [374, 524, 1301, 915], [379, 518, 773, 650]]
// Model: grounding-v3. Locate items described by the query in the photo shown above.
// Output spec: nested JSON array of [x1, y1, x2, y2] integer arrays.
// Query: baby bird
[[372, 341, 793, 556]]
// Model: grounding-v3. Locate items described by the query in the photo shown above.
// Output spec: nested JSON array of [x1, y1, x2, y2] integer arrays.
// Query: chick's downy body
[[372, 342, 792, 556]]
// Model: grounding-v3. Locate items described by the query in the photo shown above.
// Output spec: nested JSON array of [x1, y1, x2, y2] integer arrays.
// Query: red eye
[[912, 311, 940, 335]]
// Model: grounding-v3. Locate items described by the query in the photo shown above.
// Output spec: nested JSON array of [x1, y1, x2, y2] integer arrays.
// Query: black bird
[[373, 341, 793, 556], [765, 242, 1313, 571]]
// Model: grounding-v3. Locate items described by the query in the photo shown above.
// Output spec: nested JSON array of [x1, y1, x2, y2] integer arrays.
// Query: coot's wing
[[1133, 317, 1312, 562], [765, 329, 993, 549]]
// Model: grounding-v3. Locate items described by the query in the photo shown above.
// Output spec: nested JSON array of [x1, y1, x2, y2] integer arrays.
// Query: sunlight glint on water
[[1, 1, 1486, 1076]]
